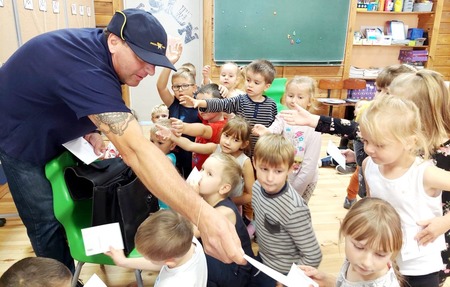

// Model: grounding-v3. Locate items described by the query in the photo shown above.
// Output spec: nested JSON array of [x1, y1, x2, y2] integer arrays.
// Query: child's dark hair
[[197, 83, 222, 99], [375, 64, 417, 91], [221, 116, 252, 154], [246, 59, 276, 84]]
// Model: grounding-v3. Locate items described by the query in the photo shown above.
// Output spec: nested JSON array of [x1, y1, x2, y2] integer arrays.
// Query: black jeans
[[404, 272, 439, 287]]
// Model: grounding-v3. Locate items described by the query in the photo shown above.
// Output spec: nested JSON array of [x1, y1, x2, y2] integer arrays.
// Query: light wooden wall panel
[[0, 0, 19, 63]]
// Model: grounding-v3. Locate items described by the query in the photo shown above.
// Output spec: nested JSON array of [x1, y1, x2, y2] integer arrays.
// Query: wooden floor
[[0, 134, 448, 286]]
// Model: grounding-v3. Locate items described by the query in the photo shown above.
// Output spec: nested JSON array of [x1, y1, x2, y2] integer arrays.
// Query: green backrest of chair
[[264, 77, 287, 112], [45, 151, 115, 265]]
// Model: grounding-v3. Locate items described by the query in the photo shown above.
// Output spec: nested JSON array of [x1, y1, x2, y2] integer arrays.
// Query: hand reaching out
[[202, 65, 211, 85], [104, 247, 127, 267], [218, 85, 230, 98], [180, 95, 198, 108], [280, 103, 320, 128], [415, 216, 449, 246], [252, 124, 269, 136], [170, 118, 184, 137], [341, 149, 356, 164], [155, 124, 172, 141], [167, 43, 183, 64], [297, 265, 334, 287]]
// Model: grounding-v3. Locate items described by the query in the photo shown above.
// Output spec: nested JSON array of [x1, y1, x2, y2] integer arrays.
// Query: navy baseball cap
[[107, 9, 175, 70]]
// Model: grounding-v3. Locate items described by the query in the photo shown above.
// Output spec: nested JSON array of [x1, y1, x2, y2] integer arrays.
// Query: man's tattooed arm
[[91, 112, 134, 136]]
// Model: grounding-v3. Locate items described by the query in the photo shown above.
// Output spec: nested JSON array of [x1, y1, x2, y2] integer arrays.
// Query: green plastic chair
[[264, 77, 287, 112], [45, 151, 144, 287]]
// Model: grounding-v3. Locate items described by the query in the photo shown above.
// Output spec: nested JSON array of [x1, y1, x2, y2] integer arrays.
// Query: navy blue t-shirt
[[0, 28, 129, 165]]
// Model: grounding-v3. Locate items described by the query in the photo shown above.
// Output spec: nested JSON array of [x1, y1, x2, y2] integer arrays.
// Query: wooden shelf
[[356, 11, 434, 15], [343, 0, 443, 80], [352, 44, 429, 48]]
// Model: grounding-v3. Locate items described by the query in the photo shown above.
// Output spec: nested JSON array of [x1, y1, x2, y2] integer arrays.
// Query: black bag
[[64, 158, 160, 254], [64, 158, 129, 200]]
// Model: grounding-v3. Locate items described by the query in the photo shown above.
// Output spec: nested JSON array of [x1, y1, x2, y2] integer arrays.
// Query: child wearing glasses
[[157, 43, 201, 178]]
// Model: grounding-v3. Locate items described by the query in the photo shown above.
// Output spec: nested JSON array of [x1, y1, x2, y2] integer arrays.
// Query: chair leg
[[135, 269, 144, 287], [72, 261, 85, 287]]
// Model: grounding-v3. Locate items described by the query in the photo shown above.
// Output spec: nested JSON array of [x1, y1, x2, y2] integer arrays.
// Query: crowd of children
[[3, 40, 450, 287]]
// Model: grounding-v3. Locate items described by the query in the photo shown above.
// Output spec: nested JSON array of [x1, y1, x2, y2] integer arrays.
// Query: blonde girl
[[252, 76, 321, 203], [388, 69, 450, 286], [195, 153, 253, 286], [360, 95, 450, 287], [202, 62, 245, 98], [300, 197, 404, 287], [163, 116, 255, 221]]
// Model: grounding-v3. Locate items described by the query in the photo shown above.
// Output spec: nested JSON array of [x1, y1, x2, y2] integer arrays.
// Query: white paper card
[[81, 222, 124, 256], [0, 0, 5, 7], [71, 3, 76, 14], [84, 274, 108, 287], [24, 0, 33, 10], [243, 255, 318, 287], [186, 167, 201, 186], [52, 0, 59, 13], [244, 254, 289, 285], [401, 225, 446, 262], [38, 0, 46, 11], [287, 263, 318, 287], [326, 140, 346, 169], [62, 137, 101, 164]]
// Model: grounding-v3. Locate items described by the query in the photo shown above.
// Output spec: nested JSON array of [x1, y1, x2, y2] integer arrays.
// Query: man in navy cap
[[0, 9, 245, 275]]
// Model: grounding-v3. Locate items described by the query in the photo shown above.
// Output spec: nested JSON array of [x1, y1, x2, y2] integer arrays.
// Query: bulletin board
[[16, 0, 68, 44], [0, 0, 19, 63], [214, 0, 351, 65]]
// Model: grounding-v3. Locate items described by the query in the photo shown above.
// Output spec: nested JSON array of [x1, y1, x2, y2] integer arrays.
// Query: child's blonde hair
[[221, 116, 252, 154], [253, 134, 295, 168], [181, 62, 196, 78], [151, 103, 169, 117], [340, 197, 405, 286], [375, 64, 417, 91], [283, 76, 318, 110], [359, 95, 428, 159], [221, 62, 245, 90], [208, 153, 243, 197], [340, 197, 402, 258], [0, 257, 72, 287], [135, 209, 193, 262], [246, 59, 276, 84], [389, 69, 450, 154], [172, 67, 196, 84]]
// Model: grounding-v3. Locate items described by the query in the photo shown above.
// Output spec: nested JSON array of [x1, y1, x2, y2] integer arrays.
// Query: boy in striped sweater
[[250, 134, 322, 286], [180, 59, 278, 157]]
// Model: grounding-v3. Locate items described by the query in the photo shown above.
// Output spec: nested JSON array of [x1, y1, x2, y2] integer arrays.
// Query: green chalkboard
[[214, 1, 351, 65]]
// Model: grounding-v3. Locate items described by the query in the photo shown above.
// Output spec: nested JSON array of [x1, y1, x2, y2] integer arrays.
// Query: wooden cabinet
[[342, 0, 444, 79]]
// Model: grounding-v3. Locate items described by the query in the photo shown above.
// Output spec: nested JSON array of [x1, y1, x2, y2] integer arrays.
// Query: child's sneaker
[[320, 156, 334, 167], [336, 164, 356, 174], [343, 197, 357, 209]]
